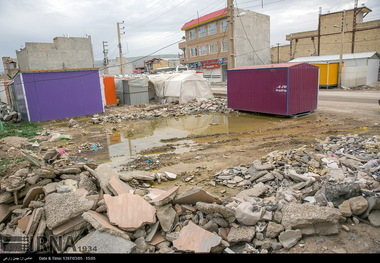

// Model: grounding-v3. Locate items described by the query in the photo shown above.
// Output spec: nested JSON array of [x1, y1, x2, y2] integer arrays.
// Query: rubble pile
[[0, 135, 379, 254], [91, 98, 234, 124]]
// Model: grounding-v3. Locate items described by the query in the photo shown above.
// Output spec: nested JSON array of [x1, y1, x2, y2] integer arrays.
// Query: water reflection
[[102, 113, 282, 165]]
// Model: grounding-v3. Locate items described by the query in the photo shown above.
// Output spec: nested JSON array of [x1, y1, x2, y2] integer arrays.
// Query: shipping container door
[[287, 64, 318, 115]]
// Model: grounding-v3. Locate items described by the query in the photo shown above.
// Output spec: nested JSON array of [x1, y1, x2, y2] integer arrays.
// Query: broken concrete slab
[[195, 202, 235, 218], [156, 204, 177, 233], [173, 187, 222, 205], [104, 193, 156, 231], [44, 192, 95, 230], [149, 186, 180, 206], [69, 230, 136, 253], [83, 164, 115, 195], [281, 203, 342, 235], [278, 229, 302, 249], [172, 221, 222, 253], [227, 226, 256, 243], [52, 215, 89, 236], [22, 186, 44, 208], [43, 182, 59, 195], [235, 202, 265, 226], [235, 184, 269, 202], [82, 210, 131, 240]]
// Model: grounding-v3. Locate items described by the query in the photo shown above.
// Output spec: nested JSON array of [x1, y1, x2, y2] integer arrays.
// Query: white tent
[[148, 71, 214, 104]]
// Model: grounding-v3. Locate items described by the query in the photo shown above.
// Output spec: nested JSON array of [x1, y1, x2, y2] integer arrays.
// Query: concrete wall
[[234, 9, 270, 66], [16, 36, 94, 71]]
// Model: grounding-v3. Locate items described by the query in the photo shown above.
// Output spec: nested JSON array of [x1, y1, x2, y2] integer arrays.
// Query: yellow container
[[312, 63, 341, 87]]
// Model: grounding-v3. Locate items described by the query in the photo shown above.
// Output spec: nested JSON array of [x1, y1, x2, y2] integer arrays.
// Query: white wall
[[367, 59, 380, 84], [234, 8, 270, 67]]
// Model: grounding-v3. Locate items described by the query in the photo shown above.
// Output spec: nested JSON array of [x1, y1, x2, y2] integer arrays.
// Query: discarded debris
[[0, 134, 378, 254]]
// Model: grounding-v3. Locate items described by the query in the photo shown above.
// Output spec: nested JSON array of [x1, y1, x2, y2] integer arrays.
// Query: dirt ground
[[1, 86, 379, 254]]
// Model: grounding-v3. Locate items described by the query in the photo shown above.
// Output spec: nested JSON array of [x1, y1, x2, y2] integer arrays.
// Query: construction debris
[[0, 134, 378, 254]]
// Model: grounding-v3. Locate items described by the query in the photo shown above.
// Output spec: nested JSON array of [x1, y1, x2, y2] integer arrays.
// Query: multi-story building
[[16, 36, 95, 71], [179, 7, 270, 82], [271, 5, 380, 63]]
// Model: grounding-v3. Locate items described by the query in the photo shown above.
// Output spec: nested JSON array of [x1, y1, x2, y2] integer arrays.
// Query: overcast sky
[[0, 0, 379, 72]]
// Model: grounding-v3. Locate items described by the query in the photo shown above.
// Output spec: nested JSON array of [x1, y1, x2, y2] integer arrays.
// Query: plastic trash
[[56, 179, 78, 193], [90, 145, 101, 151]]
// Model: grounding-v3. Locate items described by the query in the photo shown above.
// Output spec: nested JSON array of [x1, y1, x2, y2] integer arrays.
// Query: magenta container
[[227, 62, 319, 116]]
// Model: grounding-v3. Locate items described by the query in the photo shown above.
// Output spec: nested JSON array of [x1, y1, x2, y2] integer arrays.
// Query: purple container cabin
[[227, 62, 319, 116], [13, 68, 104, 122]]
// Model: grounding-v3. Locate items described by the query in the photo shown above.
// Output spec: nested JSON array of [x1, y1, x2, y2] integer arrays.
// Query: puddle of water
[[90, 112, 287, 165]]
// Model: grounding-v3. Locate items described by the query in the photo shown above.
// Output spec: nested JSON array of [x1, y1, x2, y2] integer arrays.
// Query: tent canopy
[[148, 71, 214, 104]]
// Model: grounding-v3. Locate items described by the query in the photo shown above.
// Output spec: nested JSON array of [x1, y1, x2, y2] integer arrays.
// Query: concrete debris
[[0, 134, 378, 254], [91, 98, 234, 124]]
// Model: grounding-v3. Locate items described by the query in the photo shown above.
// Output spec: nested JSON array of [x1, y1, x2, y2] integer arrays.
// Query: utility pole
[[337, 10, 345, 89], [102, 41, 109, 75], [227, 0, 235, 69], [117, 21, 125, 75]]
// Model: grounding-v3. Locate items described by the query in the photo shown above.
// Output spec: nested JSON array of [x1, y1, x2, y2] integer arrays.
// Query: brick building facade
[[271, 5, 380, 63]]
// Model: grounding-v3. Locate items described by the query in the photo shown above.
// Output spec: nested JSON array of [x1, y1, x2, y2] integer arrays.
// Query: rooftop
[[181, 8, 228, 31]]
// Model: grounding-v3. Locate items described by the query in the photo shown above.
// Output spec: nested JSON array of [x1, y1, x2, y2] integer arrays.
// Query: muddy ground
[[1, 87, 380, 254]]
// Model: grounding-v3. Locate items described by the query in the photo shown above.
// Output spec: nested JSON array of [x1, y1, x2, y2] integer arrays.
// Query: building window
[[190, 47, 198, 57], [189, 30, 196, 40], [209, 43, 217, 54], [199, 45, 207, 56], [221, 41, 228, 52], [198, 27, 206, 38], [208, 23, 217, 35], [221, 20, 228, 32]]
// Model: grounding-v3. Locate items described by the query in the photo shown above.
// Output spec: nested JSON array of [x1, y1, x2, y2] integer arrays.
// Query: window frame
[[199, 45, 207, 56], [209, 43, 217, 54], [221, 20, 228, 32], [208, 23, 217, 35], [190, 47, 198, 57], [189, 30, 196, 40], [198, 26, 206, 38], [221, 41, 228, 52]]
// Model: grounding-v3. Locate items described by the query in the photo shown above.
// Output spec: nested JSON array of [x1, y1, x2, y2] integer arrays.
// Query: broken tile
[[0, 204, 12, 223], [17, 215, 32, 232], [149, 186, 180, 206], [32, 216, 46, 251], [107, 175, 134, 196], [173, 187, 222, 205], [172, 221, 222, 253], [148, 230, 166, 246], [25, 207, 44, 236], [82, 210, 131, 240], [104, 193, 156, 231], [145, 221, 160, 242]]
